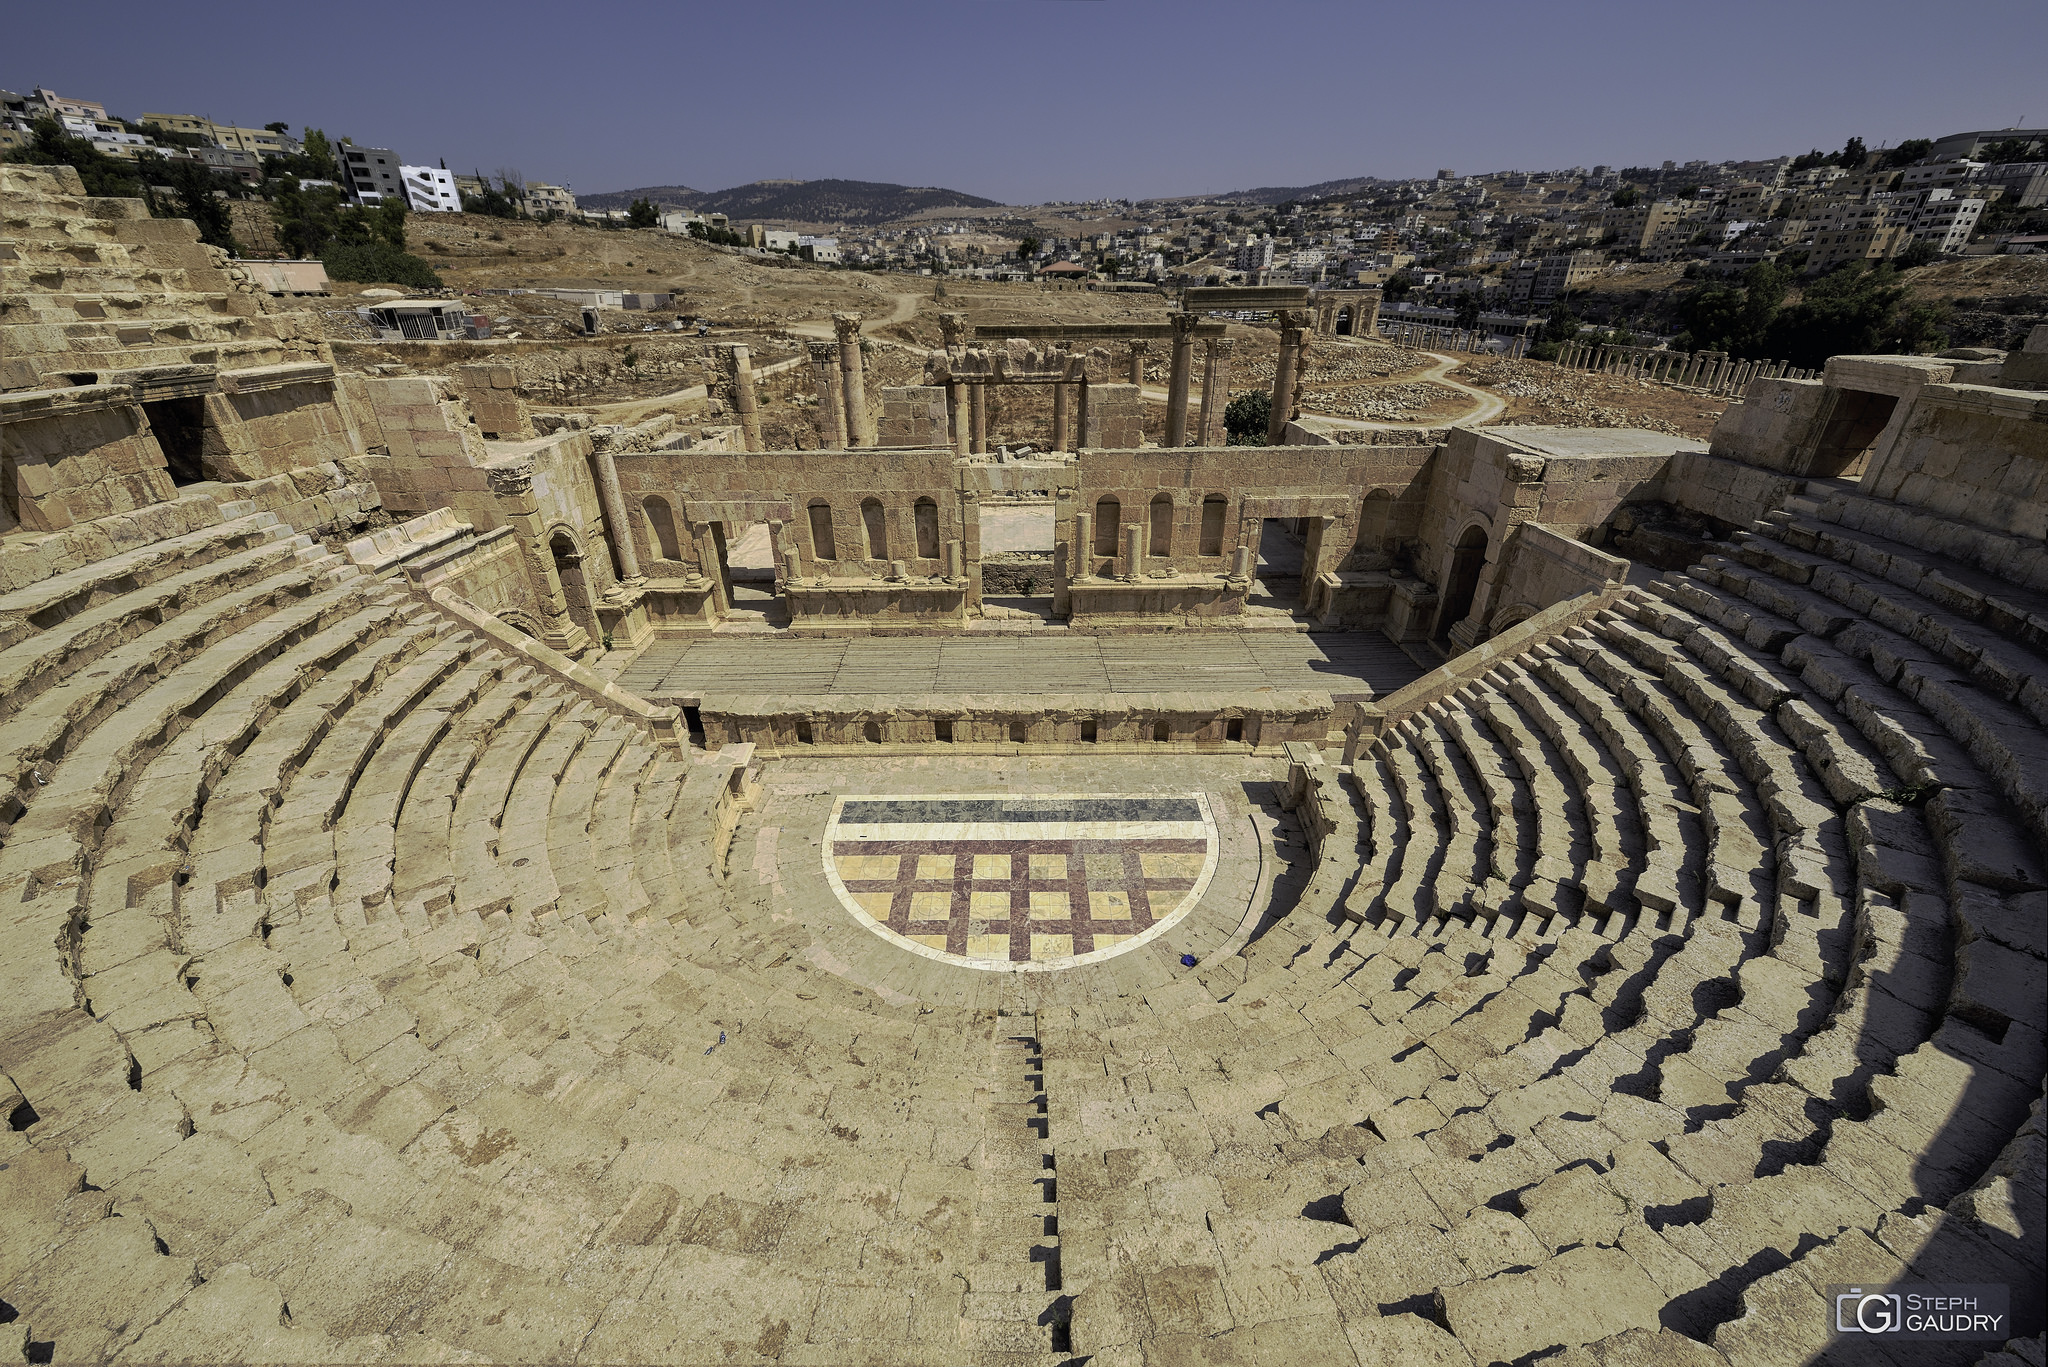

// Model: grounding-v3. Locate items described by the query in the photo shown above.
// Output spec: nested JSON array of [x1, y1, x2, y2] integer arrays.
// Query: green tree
[[461, 171, 518, 218], [1764, 262, 1947, 367], [1383, 270, 1413, 303], [1980, 137, 2040, 164], [320, 240, 440, 289], [137, 153, 239, 252], [1894, 238, 1939, 268], [1453, 292, 1482, 330], [299, 129, 339, 180], [1834, 136, 1868, 168], [626, 197, 658, 229], [1883, 138, 1933, 168], [1222, 390, 1270, 446], [1609, 185, 1640, 207], [1017, 234, 1040, 260], [1673, 259, 1792, 356]]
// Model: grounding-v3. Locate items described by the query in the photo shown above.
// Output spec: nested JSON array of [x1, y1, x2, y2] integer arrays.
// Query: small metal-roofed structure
[[356, 299, 488, 342]]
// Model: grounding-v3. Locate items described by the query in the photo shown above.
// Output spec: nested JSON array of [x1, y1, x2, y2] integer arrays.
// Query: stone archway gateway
[[821, 792, 1219, 971]]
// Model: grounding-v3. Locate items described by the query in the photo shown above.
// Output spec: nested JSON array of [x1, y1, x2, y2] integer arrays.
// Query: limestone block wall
[[1657, 448, 1803, 531], [1705, 378, 1831, 473], [0, 383, 175, 532], [401, 524, 548, 636], [354, 375, 497, 521], [1485, 521, 1628, 633], [1079, 382, 1144, 451], [612, 447, 966, 581], [205, 364, 365, 481], [698, 690, 1334, 757], [1069, 444, 1433, 583], [451, 363, 537, 441], [1865, 383, 2048, 540], [877, 386, 949, 447]]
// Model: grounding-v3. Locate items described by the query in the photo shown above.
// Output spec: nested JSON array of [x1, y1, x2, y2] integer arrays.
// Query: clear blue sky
[[12, 0, 2044, 202]]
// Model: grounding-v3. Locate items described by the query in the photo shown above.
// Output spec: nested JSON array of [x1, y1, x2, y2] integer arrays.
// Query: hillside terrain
[[572, 183, 700, 211], [575, 178, 1000, 224]]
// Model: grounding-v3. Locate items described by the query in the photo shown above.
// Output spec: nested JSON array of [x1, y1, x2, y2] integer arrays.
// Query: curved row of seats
[[1050, 492, 2045, 1364], [2, 474, 2041, 1364], [0, 492, 1080, 1361]]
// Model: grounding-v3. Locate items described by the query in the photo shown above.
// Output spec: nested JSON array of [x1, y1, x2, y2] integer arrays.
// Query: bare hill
[[581, 178, 1001, 225], [574, 184, 701, 211]]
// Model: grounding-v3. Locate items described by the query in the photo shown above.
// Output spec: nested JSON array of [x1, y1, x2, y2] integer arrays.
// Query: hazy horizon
[[12, 0, 2045, 205]]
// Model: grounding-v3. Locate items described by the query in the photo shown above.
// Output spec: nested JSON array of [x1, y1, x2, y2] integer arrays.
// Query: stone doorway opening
[[1435, 524, 1490, 644], [721, 519, 788, 623], [1250, 518, 1307, 611], [143, 396, 209, 485], [1809, 389, 1898, 479], [980, 491, 1057, 620]]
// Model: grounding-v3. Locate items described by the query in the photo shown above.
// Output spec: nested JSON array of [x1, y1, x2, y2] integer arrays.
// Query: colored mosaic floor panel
[[823, 793, 1220, 970]]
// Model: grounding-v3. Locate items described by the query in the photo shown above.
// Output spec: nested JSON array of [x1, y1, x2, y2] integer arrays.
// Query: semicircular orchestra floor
[[747, 755, 1304, 1002]]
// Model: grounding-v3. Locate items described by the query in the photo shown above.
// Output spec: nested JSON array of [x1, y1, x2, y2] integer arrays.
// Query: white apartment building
[[1908, 190, 1986, 253], [400, 166, 461, 213], [1234, 235, 1275, 272]]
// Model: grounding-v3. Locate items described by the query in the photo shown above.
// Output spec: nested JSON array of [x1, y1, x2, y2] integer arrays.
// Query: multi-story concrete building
[[1907, 190, 1986, 254], [400, 165, 462, 214], [1979, 161, 2048, 208], [1599, 199, 1684, 253], [1927, 125, 2048, 161], [521, 182, 576, 217], [1898, 160, 1986, 198], [140, 114, 299, 159], [337, 144, 404, 204], [1806, 197, 1907, 272]]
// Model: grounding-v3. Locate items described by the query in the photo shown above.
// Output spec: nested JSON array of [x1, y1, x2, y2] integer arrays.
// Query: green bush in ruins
[[321, 240, 441, 290], [1223, 390, 1269, 446]]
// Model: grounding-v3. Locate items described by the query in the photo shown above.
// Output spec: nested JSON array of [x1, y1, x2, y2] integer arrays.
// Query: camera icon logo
[[1836, 1288, 1903, 1333]]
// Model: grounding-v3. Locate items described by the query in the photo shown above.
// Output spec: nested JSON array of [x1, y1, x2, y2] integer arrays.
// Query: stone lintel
[[217, 361, 338, 394], [0, 382, 138, 423]]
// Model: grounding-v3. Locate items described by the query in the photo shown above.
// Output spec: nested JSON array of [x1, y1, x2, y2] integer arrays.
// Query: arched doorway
[[1435, 524, 1489, 644], [550, 530, 602, 640]]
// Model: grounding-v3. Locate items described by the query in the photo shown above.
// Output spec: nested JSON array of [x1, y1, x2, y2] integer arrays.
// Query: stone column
[[834, 313, 875, 447], [1122, 522, 1144, 581], [1228, 545, 1252, 581], [968, 382, 987, 455], [1051, 382, 1070, 453], [722, 345, 762, 452], [1197, 337, 1233, 446], [1074, 511, 1094, 579], [489, 462, 586, 653], [591, 444, 643, 592], [1165, 312, 1197, 447], [938, 312, 967, 350], [808, 341, 846, 447], [1127, 340, 1149, 387], [1267, 312, 1305, 446], [690, 521, 726, 608], [949, 381, 970, 456]]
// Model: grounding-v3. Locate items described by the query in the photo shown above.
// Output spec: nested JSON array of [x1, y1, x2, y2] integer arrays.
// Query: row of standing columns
[[1550, 341, 1817, 394], [1385, 321, 1531, 357]]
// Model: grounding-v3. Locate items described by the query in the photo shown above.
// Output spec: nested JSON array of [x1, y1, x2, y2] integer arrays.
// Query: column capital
[[832, 313, 864, 344], [806, 340, 837, 365], [938, 312, 968, 347], [1205, 336, 1236, 356], [1168, 311, 1201, 337], [486, 460, 535, 499]]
